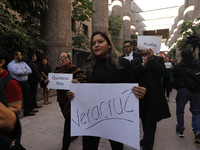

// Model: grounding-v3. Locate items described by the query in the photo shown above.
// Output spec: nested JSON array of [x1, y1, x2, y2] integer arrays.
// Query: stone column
[[111, 0, 123, 47], [176, 5, 184, 39], [123, 0, 132, 41], [183, 0, 195, 21], [193, 0, 200, 21], [92, 0, 109, 33], [40, 0, 72, 70], [131, 12, 137, 34]]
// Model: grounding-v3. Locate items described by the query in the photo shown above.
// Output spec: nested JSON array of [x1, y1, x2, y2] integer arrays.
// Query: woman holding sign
[[162, 56, 173, 102], [55, 52, 86, 150], [67, 31, 146, 150]]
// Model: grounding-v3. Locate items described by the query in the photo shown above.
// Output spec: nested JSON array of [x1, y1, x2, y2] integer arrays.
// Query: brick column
[[40, 0, 72, 70], [92, 0, 109, 33]]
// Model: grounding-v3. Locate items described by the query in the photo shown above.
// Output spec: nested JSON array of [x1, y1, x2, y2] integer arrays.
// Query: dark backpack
[[1, 74, 14, 89], [184, 66, 200, 91]]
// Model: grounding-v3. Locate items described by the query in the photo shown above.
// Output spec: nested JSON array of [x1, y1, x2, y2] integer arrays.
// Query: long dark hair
[[87, 31, 122, 74], [41, 58, 50, 68]]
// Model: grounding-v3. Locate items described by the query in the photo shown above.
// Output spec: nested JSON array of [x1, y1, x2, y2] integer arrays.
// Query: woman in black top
[[67, 31, 146, 150], [39, 58, 52, 104]]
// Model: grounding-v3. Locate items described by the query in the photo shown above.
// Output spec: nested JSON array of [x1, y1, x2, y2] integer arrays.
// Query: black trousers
[[163, 77, 171, 97], [82, 136, 123, 150], [19, 81, 33, 113], [59, 104, 71, 150], [29, 82, 38, 107], [141, 111, 157, 150]]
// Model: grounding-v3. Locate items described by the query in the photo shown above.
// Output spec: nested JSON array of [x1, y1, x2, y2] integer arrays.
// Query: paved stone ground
[[19, 89, 200, 150]]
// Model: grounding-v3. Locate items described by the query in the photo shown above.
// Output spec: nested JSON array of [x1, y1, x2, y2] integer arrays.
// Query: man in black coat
[[121, 41, 140, 61], [26, 52, 43, 109], [131, 48, 171, 150]]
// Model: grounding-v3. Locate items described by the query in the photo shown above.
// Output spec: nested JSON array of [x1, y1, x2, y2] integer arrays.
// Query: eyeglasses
[[58, 56, 68, 60], [123, 46, 131, 49]]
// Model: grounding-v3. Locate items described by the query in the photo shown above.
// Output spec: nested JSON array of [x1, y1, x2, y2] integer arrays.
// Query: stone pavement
[[19, 89, 200, 150]]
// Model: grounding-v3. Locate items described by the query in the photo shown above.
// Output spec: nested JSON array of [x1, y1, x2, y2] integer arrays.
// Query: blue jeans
[[176, 88, 200, 133]]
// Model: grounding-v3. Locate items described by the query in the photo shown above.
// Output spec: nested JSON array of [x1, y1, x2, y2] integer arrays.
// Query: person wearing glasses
[[54, 52, 87, 150], [121, 41, 140, 61]]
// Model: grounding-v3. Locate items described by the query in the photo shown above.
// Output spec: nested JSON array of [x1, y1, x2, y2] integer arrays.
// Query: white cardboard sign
[[48, 73, 72, 90], [70, 83, 140, 149], [137, 35, 162, 53], [164, 62, 172, 69]]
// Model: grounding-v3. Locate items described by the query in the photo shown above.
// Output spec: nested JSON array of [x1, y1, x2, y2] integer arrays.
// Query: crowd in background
[[1, 31, 200, 150]]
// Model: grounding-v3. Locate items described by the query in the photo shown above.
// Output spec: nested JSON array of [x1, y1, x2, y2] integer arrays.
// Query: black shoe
[[140, 139, 144, 146], [24, 112, 35, 116], [176, 129, 184, 137], [195, 133, 200, 144], [34, 105, 42, 108]]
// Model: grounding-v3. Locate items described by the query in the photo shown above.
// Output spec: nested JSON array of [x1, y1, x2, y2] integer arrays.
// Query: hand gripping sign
[[137, 35, 162, 53], [48, 73, 73, 90]]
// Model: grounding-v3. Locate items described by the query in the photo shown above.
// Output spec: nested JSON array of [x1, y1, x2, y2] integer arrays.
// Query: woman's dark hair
[[41, 58, 50, 67], [0, 47, 11, 70], [88, 31, 122, 74]]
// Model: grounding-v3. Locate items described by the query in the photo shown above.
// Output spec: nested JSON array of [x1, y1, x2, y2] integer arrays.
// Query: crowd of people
[[0, 48, 52, 149], [1, 31, 200, 150]]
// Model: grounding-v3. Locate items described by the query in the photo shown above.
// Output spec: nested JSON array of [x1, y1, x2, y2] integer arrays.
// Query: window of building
[[82, 24, 88, 36]]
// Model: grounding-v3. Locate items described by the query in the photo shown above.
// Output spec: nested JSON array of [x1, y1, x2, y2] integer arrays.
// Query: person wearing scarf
[[55, 52, 86, 150]]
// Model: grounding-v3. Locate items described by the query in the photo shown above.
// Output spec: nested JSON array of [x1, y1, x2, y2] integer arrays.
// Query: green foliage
[[172, 17, 200, 51], [109, 15, 123, 37], [168, 48, 176, 58], [72, 0, 95, 50], [8, 0, 48, 19], [72, 0, 95, 22], [180, 20, 197, 35], [131, 34, 138, 51], [131, 34, 137, 39], [176, 38, 192, 51], [0, 0, 48, 58], [114, 45, 123, 54], [72, 33, 90, 51]]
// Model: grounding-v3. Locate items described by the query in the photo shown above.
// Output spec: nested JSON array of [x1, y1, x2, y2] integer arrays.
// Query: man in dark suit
[[131, 48, 171, 150], [26, 52, 43, 109], [121, 41, 140, 61]]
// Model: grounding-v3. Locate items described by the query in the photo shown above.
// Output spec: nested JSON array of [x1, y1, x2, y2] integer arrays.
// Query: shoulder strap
[[1, 74, 14, 89]]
